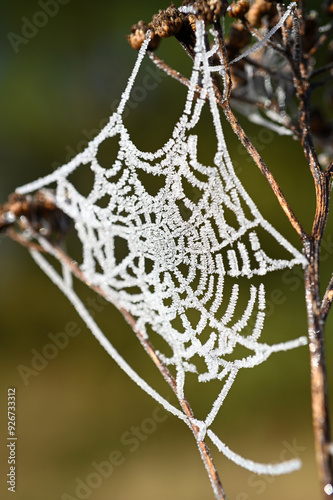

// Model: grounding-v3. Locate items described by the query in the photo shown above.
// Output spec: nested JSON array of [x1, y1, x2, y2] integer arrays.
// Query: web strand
[[17, 15, 307, 474]]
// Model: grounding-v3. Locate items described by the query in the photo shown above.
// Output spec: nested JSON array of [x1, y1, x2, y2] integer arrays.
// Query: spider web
[[17, 18, 307, 475]]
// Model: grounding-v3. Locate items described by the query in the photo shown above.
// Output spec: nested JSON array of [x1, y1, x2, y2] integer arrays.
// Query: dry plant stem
[[213, 19, 333, 496], [148, 33, 305, 239], [304, 238, 333, 497], [277, 3, 289, 50], [147, 52, 193, 88], [143, 18, 333, 495], [61, 246, 227, 500], [222, 21, 333, 496], [290, 37, 333, 495], [126, 316, 227, 500], [5, 229, 227, 500], [2, 227, 45, 252], [213, 22, 307, 240], [221, 98, 306, 237], [302, 144, 333, 498]]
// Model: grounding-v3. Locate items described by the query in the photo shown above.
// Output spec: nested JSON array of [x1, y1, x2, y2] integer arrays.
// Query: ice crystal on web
[[17, 17, 307, 475]]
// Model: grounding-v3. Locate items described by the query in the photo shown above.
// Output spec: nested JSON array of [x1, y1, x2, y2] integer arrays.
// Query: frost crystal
[[18, 19, 307, 474]]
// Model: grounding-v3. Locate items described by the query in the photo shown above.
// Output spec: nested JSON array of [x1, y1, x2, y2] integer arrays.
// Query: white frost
[[17, 16, 306, 474]]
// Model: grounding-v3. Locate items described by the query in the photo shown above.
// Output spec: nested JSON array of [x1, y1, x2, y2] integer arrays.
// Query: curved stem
[[2, 226, 227, 500], [304, 239, 333, 498]]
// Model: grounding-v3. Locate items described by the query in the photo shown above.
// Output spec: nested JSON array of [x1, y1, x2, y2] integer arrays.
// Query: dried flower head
[[246, 0, 278, 27], [151, 4, 184, 39], [182, 0, 229, 24], [186, 13, 197, 32], [0, 190, 73, 242], [127, 21, 161, 51], [228, 0, 250, 19]]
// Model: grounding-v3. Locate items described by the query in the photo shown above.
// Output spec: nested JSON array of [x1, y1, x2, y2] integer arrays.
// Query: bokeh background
[[0, 1, 332, 499]]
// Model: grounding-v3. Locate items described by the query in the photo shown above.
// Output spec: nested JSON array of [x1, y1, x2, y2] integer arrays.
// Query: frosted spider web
[[17, 17, 307, 475]]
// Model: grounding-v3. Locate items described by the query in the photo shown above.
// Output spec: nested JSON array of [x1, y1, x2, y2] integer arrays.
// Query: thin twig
[[148, 25, 306, 240], [1, 227, 45, 253], [303, 240, 333, 497], [3, 225, 227, 500], [147, 51, 194, 88], [306, 30, 333, 60], [214, 15, 333, 497], [221, 99, 306, 238], [247, 5, 333, 494], [214, 21, 307, 240]]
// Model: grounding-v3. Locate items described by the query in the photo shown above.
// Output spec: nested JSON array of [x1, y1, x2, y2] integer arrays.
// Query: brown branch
[[130, 317, 226, 500], [213, 16, 333, 497], [147, 51, 193, 88], [222, 99, 306, 239], [287, 35, 329, 241], [1, 227, 45, 253], [3, 224, 227, 500], [306, 30, 333, 60], [213, 21, 307, 241], [275, 12, 333, 495], [276, 2, 289, 50], [148, 23, 306, 241], [304, 241, 333, 497], [321, 165, 333, 323]]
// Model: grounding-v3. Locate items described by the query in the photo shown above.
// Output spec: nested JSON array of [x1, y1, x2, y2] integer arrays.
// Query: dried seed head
[[188, 14, 197, 32], [127, 21, 161, 51], [182, 0, 229, 25], [151, 4, 184, 39], [0, 190, 73, 241], [246, 0, 277, 27], [228, 1, 250, 19]]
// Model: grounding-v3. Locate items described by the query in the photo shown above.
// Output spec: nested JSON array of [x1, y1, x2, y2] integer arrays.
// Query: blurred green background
[[0, 1, 332, 499]]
